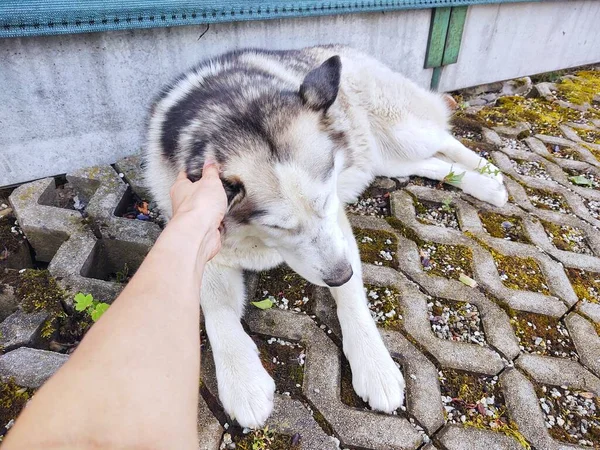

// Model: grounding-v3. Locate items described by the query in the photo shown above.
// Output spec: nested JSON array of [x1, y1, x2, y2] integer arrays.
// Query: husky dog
[[144, 46, 507, 428]]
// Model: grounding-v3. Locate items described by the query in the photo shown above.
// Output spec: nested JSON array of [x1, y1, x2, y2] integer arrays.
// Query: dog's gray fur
[[144, 46, 507, 428]]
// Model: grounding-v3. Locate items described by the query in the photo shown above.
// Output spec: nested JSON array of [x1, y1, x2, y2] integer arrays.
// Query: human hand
[[169, 160, 228, 261]]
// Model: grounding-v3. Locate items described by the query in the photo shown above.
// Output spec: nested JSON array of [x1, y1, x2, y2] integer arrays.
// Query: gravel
[[544, 224, 593, 255], [365, 285, 402, 328], [525, 187, 571, 213], [511, 159, 552, 180], [537, 385, 600, 447], [420, 243, 472, 279], [439, 371, 510, 431], [502, 137, 531, 153], [427, 298, 485, 346], [415, 200, 460, 230], [585, 199, 600, 219], [510, 313, 579, 359], [547, 144, 580, 160]]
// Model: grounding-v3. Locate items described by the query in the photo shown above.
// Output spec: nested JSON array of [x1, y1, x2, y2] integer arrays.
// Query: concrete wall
[[1, 1, 600, 186], [0, 9, 432, 186], [439, 0, 600, 91]]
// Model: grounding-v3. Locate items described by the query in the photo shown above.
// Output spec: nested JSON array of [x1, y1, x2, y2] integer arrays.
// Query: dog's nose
[[323, 264, 354, 287]]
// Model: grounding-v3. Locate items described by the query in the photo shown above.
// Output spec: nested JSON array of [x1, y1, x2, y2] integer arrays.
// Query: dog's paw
[[215, 338, 276, 428], [350, 349, 406, 412], [465, 174, 508, 208]]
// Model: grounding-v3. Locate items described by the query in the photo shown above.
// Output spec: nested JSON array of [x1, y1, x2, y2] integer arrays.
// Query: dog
[[143, 45, 508, 428]]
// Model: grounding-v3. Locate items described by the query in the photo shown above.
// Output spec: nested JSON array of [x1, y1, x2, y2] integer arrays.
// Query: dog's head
[[211, 56, 354, 287]]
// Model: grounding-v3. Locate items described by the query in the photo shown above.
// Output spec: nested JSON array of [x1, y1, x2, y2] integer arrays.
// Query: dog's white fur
[[144, 46, 508, 428]]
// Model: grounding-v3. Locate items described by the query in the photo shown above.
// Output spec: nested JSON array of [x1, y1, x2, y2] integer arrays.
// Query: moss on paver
[[477, 95, 582, 135], [468, 234, 550, 294], [566, 268, 600, 304], [340, 357, 369, 409], [256, 265, 312, 313], [0, 379, 33, 440], [387, 217, 473, 280], [234, 426, 301, 450], [505, 307, 578, 359], [575, 127, 600, 145], [7, 269, 92, 348], [255, 336, 305, 400], [439, 369, 530, 448], [478, 211, 530, 243], [541, 221, 592, 254], [354, 227, 398, 268], [524, 186, 571, 213], [16, 269, 66, 339], [556, 71, 600, 107]]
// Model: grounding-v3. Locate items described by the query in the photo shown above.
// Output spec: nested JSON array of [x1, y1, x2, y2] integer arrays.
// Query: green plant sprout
[[443, 167, 466, 187], [74, 293, 110, 322], [115, 263, 129, 283], [441, 197, 453, 213], [476, 160, 501, 177]]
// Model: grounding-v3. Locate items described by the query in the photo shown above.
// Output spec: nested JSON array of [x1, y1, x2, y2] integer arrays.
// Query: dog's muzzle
[[323, 263, 353, 287]]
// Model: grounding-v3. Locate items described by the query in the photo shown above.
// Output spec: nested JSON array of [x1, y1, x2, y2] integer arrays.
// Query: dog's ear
[[221, 176, 246, 211], [299, 56, 341, 112]]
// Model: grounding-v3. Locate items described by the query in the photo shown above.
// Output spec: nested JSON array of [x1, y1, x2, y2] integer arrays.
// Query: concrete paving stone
[[482, 128, 503, 146], [385, 262, 504, 375], [245, 308, 423, 449], [374, 262, 519, 361], [437, 424, 526, 450], [0, 347, 68, 388], [197, 395, 223, 450], [391, 190, 573, 316], [501, 77, 533, 97], [534, 134, 579, 148], [559, 124, 584, 143], [113, 154, 151, 200], [498, 161, 600, 228], [565, 313, 600, 378], [267, 395, 340, 450], [525, 218, 600, 271], [68, 165, 160, 246], [494, 149, 600, 203], [0, 309, 49, 352], [9, 178, 84, 262], [48, 232, 123, 306], [528, 82, 557, 101], [578, 301, 600, 323], [500, 368, 559, 450], [556, 99, 589, 113], [515, 353, 600, 392], [493, 122, 531, 139]]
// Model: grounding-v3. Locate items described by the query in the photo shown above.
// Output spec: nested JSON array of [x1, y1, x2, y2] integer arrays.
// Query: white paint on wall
[[438, 0, 600, 91]]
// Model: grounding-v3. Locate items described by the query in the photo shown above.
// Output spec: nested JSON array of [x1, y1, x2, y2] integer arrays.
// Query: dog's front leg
[[201, 261, 275, 428], [329, 209, 405, 412]]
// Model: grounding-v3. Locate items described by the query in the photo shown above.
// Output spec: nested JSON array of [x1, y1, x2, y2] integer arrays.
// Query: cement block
[[0, 310, 49, 352], [9, 178, 84, 262], [0, 347, 68, 388]]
